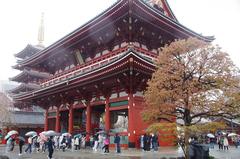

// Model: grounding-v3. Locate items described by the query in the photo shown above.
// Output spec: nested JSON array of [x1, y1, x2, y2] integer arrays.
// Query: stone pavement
[[0, 145, 240, 159]]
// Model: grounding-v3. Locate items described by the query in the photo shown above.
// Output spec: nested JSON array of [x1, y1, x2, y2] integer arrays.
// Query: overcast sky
[[0, 0, 239, 81]]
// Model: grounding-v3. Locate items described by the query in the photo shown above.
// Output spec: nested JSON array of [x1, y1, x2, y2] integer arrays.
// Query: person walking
[[48, 136, 54, 159], [18, 138, 25, 156], [151, 134, 158, 151], [98, 134, 104, 151], [25, 136, 32, 154], [93, 134, 99, 152], [114, 133, 121, 153], [223, 137, 229, 150], [102, 135, 110, 153], [61, 136, 67, 152], [140, 135, 144, 151], [74, 137, 80, 150], [81, 135, 86, 148]]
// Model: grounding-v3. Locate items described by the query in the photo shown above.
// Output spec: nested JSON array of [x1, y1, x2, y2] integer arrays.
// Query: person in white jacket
[[223, 137, 229, 150]]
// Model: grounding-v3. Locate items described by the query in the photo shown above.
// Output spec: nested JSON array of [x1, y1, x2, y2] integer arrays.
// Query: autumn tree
[[143, 38, 240, 158]]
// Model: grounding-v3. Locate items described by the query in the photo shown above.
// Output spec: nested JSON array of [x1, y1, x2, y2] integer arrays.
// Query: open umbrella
[[39, 132, 48, 141], [4, 134, 11, 140], [207, 133, 215, 138], [40, 131, 47, 135], [32, 134, 38, 139], [45, 130, 60, 136], [74, 134, 82, 138], [25, 131, 37, 136], [228, 133, 237, 137], [7, 130, 18, 136], [96, 130, 107, 134], [62, 132, 71, 137]]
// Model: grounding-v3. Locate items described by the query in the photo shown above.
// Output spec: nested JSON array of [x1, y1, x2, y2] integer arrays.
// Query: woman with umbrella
[[5, 130, 18, 153]]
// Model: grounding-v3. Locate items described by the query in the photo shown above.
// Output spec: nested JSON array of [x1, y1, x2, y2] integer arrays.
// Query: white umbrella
[[207, 133, 215, 138], [25, 131, 37, 136], [40, 131, 48, 135], [62, 132, 71, 136], [7, 130, 18, 136], [45, 130, 60, 136], [4, 134, 12, 140], [228, 133, 237, 137]]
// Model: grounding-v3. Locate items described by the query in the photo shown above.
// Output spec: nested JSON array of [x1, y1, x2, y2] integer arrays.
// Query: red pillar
[[105, 96, 110, 132], [44, 109, 49, 131], [68, 105, 73, 134], [55, 106, 60, 132], [128, 93, 135, 148], [86, 102, 91, 141]]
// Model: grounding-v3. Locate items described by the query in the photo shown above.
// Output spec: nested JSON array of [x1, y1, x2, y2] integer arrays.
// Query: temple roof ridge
[[15, 44, 45, 59], [8, 82, 40, 94], [9, 69, 51, 82], [15, 0, 214, 68]]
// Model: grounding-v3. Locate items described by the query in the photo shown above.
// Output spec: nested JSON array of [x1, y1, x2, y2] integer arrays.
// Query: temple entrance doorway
[[73, 109, 86, 134], [60, 111, 68, 133], [48, 118, 56, 130], [91, 105, 105, 134], [110, 109, 128, 133]]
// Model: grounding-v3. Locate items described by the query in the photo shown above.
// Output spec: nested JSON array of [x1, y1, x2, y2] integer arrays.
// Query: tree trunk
[[184, 130, 190, 159], [184, 108, 191, 159]]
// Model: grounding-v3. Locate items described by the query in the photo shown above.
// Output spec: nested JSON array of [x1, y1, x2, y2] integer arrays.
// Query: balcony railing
[[40, 45, 158, 88]]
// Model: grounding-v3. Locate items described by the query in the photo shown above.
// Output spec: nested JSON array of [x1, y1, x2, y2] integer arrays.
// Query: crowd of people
[[140, 133, 159, 152], [4, 131, 123, 159]]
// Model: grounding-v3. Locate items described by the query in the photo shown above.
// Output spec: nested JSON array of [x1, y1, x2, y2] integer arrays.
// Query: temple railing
[[40, 45, 158, 87]]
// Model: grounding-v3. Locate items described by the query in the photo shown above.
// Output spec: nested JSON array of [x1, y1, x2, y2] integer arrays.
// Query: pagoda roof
[[15, 0, 214, 69], [10, 69, 51, 83], [11, 47, 156, 101], [9, 83, 40, 94], [15, 44, 44, 59]]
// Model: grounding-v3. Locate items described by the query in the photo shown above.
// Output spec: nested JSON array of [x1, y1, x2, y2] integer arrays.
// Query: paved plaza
[[0, 145, 240, 159]]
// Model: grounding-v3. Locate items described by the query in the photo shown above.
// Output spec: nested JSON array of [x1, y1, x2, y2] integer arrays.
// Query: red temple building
[[10, 0, 213, 147]]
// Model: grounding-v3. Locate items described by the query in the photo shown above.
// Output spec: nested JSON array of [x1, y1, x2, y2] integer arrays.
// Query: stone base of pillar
[[128, 142, 135, 148]]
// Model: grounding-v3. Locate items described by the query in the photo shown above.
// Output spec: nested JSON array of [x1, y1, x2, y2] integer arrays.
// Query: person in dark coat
[[151, 134, 158, 151], [48, 136, 54, 159], [143, 134, 147, 151], [19, 138, 25, 155], [114, 133, 121, 153]]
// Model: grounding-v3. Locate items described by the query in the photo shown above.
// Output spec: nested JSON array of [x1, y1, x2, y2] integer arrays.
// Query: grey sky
[[0, 0, 239, 81]]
